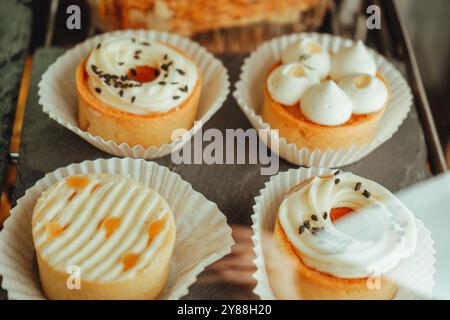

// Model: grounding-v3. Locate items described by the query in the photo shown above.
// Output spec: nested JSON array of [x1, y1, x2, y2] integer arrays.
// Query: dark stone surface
[[2, 47, 428, 300], [0, 0, 31, 193]]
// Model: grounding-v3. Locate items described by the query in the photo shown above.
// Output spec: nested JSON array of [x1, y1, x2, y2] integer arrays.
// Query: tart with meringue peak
[[31, 173, 176, 300], [262, 38, 390, 151], [273, 171, 417, 300], [76, 36, 201, 148]]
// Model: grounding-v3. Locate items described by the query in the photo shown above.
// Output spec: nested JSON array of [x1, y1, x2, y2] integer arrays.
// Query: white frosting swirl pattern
[[278, 172, 417, 279], [86, 36, 198, 115], [267, 38, 388, 126]]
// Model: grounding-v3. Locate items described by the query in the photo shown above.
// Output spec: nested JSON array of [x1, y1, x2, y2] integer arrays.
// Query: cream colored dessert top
[[278, 171, 417, 279], [86, 36, 198, 115], [267, 38, 389, 126], [32, 173, 174, 283]]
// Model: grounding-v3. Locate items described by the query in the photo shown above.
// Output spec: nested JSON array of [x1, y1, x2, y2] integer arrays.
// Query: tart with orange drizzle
[[31, 173, 176, 300]]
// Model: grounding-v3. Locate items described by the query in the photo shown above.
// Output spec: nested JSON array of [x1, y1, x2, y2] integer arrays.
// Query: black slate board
[[4, 47, 428, 299], [0, 0, 31, 192]]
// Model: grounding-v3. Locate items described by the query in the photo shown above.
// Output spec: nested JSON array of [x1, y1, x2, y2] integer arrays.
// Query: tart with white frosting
[[32, 173, 176, 300], [262, 38, 390, 151], [273, 171, 417, 300], [76, 36, 201, 148]]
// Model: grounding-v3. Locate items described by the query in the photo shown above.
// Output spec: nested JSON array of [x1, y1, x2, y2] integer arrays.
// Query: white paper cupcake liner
[[251, 167, 436, 300], [0, 158, 234, 300], [38, 30, 230, 159], [233, 33, 413, 167]]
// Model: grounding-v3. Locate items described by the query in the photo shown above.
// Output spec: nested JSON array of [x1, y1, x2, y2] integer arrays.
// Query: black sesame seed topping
[[119, 90, 124, 97], [96, 43, 101, 49], [179, 85, 188, 93], [173, 95, 180, 100], [335, 178, 340, 185], [131, 96, 136, 103], [118, 62, 124, 66], [355, 182, 362, 191], [131, 38, 136, 42], [140, 42, 150, 46], [323, 212, 328, 220], [134, 55, 140, 60], [153, 69, 160, 77], [176, 68, 186, 75], [299, 225, 305, 234], [130, 68, 137, 76], [311, 214, 318, 221], [135, 50, 142, 55], [171, 82, 178, 85], [312, 227, 321, 232], [334, 170, 340, 175], [303, 220, 310, 229], [362, 189, 371, 198], [95, 87, 101, 94], [158, 81, 167, 85], [163, 54, 168, 60]]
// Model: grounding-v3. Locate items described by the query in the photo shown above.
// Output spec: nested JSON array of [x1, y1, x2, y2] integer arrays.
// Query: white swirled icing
[[339, 74, 388, 114], [300, 81, 352, 126], [32, 173, 174, 283], [267, 63, 319, 105], [278, 172, 417, 279], [86, 36, 198, 115], [330, 40, 377, 81], [281, 39, 331, 80], [267, 38, 388, 125]]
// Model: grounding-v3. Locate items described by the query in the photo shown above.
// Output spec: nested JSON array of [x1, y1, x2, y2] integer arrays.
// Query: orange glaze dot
[[147, 215, 167, 245], [128, 66, 159, 83], [122, 253, 140, 272], [46, 222, 65, 240], [91, 183, 101, 193], [330, 207, 354, 221], [66, 176, 91, 191], [101, 217, 121, 238]]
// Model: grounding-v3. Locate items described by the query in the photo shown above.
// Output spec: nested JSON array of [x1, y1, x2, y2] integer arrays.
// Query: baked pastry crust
[[262, 63, 390, 151], [76, 50, 201, 149], [272, 177, 398, 300]]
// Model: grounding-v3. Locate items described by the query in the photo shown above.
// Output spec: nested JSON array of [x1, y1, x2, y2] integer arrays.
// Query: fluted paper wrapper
[[251, 167, 436, 300], [38, 30, 230, 159], [233, 33, 412, 167], [0, 158, 234, 300]]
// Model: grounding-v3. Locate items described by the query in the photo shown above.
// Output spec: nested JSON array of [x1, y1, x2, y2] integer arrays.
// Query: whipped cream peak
[[86, 36, 198, 115], [330, 40, 377, 81], [300, 80, 353, 126], [282, 39, 331, 80], [278, 172, 417, 279], [339, 74, 389, 114], [267, 63, 320, 106]]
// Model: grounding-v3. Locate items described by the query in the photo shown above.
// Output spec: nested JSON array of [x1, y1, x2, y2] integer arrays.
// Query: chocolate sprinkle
[[323, 212, 328, 220], [311, 214, 318, 221], [334, 170, 340, 175], [334, 178, 340, 185], [95, 87, 101, 94], [362, 189, 371, 198], [355, 182, 362, 191], [299, 225, 305, 234]]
